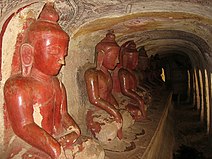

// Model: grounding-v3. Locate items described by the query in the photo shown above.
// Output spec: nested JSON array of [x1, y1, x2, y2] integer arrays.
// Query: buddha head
[[138, 46, 150, 71], [138, 46, 148, 57], [20, 2, 69, 76], [120, 40, 138, 70], [95, 31, 120, 70]]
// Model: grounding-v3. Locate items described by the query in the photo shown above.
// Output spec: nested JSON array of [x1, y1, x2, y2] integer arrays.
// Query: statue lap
[[4, 3, 104, 159]]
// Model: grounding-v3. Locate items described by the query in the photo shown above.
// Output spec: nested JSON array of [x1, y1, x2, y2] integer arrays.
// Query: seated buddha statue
[[4, 3, 104, 159], [84, 31, 127, 143], [144, 55, 161, 88], [137, 46, 153, 91], [149, 54, 164, 86], [114, 40, 148, 121]]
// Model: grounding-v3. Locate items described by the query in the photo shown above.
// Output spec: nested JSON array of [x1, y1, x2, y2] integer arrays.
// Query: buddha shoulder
[[118, 68, 129, 75], [4, 75, 33, 94], [84, 68, 99, 79]]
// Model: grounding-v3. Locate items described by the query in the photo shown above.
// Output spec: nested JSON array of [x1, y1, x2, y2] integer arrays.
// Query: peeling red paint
[[86, 110, 102, 135], [0, 2, 37, 81], [2, 1, 38, 153]]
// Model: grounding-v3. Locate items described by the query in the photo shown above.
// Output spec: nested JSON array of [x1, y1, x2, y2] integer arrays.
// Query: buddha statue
[[4, 3, 104, 159], [143, 55, 162, 88], [149, 54, 164, 86], [84, 31, 124, 143], [137, 46, 153, 91], [115, 40, 148, 121]]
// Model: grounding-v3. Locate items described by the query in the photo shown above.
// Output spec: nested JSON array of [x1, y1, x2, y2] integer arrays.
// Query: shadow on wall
[[76, 62, 95, 134], [173, 144, 206, 159]]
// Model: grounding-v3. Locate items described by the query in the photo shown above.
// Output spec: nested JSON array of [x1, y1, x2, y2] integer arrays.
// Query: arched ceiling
[[118, 30, 209, 68], [0, 0, 211, 132], [0, 0, 212, 70], [72, 11, 211, 69]]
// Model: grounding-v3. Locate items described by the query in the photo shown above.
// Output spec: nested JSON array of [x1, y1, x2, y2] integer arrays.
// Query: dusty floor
[[173, 102, 212, 159], [105, 88, 172, 159]]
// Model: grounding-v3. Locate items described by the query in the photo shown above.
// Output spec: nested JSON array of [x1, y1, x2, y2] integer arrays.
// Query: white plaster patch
[[92, 110, 122, 143], [60, 146, 72, 159], [12, 148, 27, 159], [138, 111, 142, 116], [0, 89, 4, 152], [120, 110, 135, 130], [72, 143, 80, 154], [28, 154, 32, 158], [74, 139, 105, 159], [95, 121, 118, 143], [64, 149, 73, 159], [33, 103, 43, 127], [47, 0, 55, 2], [8, 135, 17, 146]]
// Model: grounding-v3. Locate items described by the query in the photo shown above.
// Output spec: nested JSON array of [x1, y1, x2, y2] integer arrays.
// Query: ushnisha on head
[[121, 40, 137, 56], [95, 30, 120, 70], [120, 40, 138, 69], [20, 2, 69, 76], [138, 46, 148, 57], [24, 2, 69, 46]]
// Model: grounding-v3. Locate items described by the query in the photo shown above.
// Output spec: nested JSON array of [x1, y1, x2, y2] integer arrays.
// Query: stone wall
[[0, 0, 212, 151]]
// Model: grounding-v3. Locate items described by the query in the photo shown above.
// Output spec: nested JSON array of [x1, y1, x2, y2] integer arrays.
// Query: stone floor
[[105, 88, 172, 159], [173, 103, 212, 159]]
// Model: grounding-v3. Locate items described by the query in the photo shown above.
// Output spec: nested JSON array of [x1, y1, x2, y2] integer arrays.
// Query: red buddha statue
[[143, 55, 161, 88], [149, 54, 164, 86], [84, 31, 124, 143], [137, 46, 153, 91], [117, 40, 148, 121], [4, 3, 104, 159]]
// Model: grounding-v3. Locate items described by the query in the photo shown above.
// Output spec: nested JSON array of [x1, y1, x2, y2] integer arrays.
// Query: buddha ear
[[97, 50, 105, 70], [20, 43, 33, 65], [20, 43, 34, 76]]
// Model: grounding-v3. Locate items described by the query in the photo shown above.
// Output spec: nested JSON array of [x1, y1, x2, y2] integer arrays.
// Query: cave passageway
[[173, 102, 211, 159]]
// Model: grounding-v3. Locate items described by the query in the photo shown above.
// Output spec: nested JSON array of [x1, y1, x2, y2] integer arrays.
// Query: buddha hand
[[114, 111, 123, 139], [57, 147, 68, 159], [58, 131, 79, 149]]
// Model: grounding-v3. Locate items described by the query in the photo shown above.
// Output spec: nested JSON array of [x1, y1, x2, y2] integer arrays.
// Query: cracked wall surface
[[0, 0, 211, 151]]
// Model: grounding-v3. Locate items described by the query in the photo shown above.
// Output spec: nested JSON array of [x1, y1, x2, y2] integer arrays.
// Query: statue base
[[4, 133, 104, 159]]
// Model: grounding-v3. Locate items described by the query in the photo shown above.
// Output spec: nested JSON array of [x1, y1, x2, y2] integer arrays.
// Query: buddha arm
[[147, 71, 158, 86], [59, 84, 80, 146], [84, 69, 122, 124], [137, 84, 150, 92], [4, 81, 61, 159], [110, 95, 119, 109], [119, 69, 146, 117]]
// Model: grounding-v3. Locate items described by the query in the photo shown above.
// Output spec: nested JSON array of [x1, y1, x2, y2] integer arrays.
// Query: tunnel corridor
[[0, 0, 212, 158], [172, 102, 210, 159]]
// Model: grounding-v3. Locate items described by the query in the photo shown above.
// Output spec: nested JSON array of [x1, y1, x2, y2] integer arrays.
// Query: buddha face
[[123, 52, 138, 70], [33, 35, 69, 76], [102, 47, 120, 70]]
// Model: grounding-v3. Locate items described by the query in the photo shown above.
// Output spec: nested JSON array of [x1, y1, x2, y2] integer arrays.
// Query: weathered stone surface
[[0, 0, 211, 156]]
